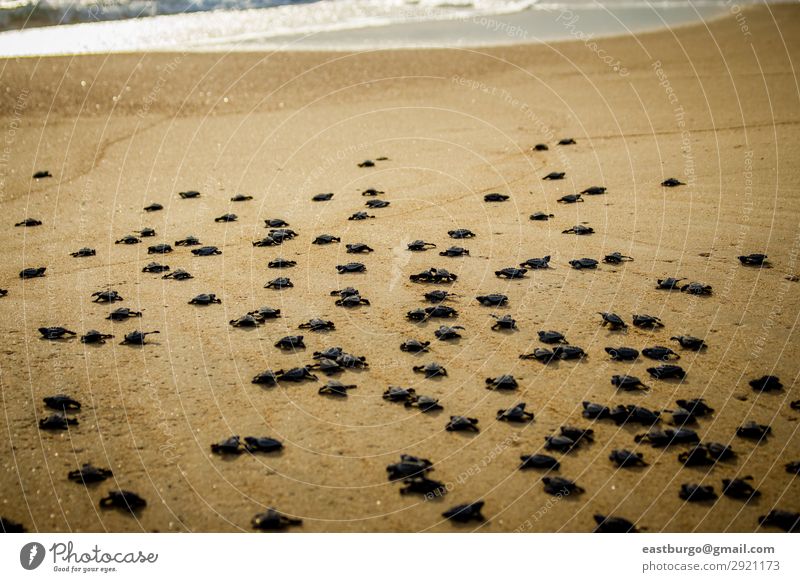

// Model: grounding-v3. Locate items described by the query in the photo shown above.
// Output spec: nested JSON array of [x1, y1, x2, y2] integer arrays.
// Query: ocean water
[[0, 0, 770, 56]]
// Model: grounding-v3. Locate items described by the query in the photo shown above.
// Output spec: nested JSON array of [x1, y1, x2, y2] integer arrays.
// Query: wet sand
[[0, 4, 798, 532]]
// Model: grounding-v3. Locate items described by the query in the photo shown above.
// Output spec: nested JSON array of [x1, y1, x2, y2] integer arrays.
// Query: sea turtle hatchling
[[252, 236, 280, 247], [147, 243, 173, 254], [268, 258, 296, 268], [211, 436, 243, 455], [399, 476, 447, 496], [476, 294, 508, 307], [442, 501, 485, 523], [581, 186, 606, 195], [404, 395, 443, 412], [632, 314, 664, 329], [252, 508, 302, 531], [605, 347, 639, 361], [558, 138, 576, 145], [679, 484, 717, 502], [265, 277, 293, 289], [491, 314, 517, 330], [312, 192, 334, 201], [229, 314, 261, 328], [38, 327, 76, 340], [100, 490, 147, 513], [439, 246, 469, 257], [15, 217, 42, 226], [609, 449, 648, 468], [383, 387, 417, 403], [20, 267, 47, 279], [43, 394, 81, 411], [520, 256, 551, 269], [214, 213, 237, 223], [749, 375, 783, 392], [738, 253, 770, 267], [365, 199, 389, 209], [274, 335, 305, 350], [349, 211, 375, 221], [249, 306, 281, 320], [641, 346, 679, 361], [39, 413, 78, 430], [106, 307, 142, 321], [409, 268, 457, 283], [598, 312, 627, 330], [495, 267, 527, 279], [562, 225, 593, 235], [530, 212, 554, 221], [681, 282, 712, 295], [178, 190, 200, 199], [483, 193, 509, 202], [191, 246, 222, 256], [424, 290, 459, 303], [569, 258, 598, 270], [318, 380, 357, 397], [346, 243, 374, 254], [496, 402, 534, 423], [542, 477, 584, 495], [336, 262, 366, 274], [361, 188, 384, 196], [163, 269, 193, 280], [407, 240, 437, 251], [335, 294, 370, 307], [647, 365, 686, 380], [312, 234, 341, 245], [243, 437, 283, 453], [81, 330, 114, 344], [557, 194, 583, 203], [115, 235, 141, 245], [519, 348, 557, 363], [603, 252, 633, 264], [670, 335, 707, 350], [722, 477, 760, 501], [274, 367, 317, 382], [188, 293, 221, 305], [413, 362, 447, 378], [485, 375, 518, 390], [593, 515, 640, 533], [299, 318, 335, 331], [661, 178, 685, 187], [230, 193, 253, 201], [758, 510, 800, 533], [448, 229, 475, 239], [143, 203, 163, 212], [68, 463, 113, 484], [120, 331, 159, 345], [532, 143, 549, 151], [386, 454, 431, 480], [736, 421, 771, 441], [611, 375, 649, 391], [400, 339, 431, 353], [446, 416, 480, 432], [175, 236, 201, 246], [70, 247, 96, 258], [91, 290, 123, 303], [656, 277, 685, 290], [434, 325, 464, 340], [520, 454, 560, 470], [543, 172, 566, 180], [142, 262, 170, 273]]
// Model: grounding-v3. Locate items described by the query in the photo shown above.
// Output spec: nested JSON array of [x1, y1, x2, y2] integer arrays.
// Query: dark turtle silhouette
[[543, 172, 566, 180], [484, 193, 509, 202], [361, 188, 384, 196], [656, 277, 685, 290], [424, 290, 459, 303], [404, 395, 442, 412], [593, 515, 639, 533], [679, 484, 716, 502], [554, 345, 586, 360], [476, 294, 508, 307], [214, 213, 237, 223], [609, 449, 648, 468], [318, 380, 357, 397], [605, 347, 639, 361], [581, 186, 606, 195], [39, 327, 76, 340], [15, 218, 42, 226], [68, 463, 113, 484], [632, 314, 664, 328], [336, 262, 366, 274], [335, 293, 370, 307], [252, 236, 280, 247], [582, 401, 611, 419], [268, 257, 297, 268], [497, 402, 534, 422], [386, 454, 431, 480], [43, 394, 81, 412], [647, 364, 686, 379], [611, 375, 648, 391], [446, 416, 479, 432], [642, 346, 679, 361], [364, 198, 389, 209], [399, 476, 447, 496], [435, 325, 464, 340], [346, 243, 374, 254], [406, 306, 458, 323], [400, 339, 430, 353], [274, 336, 305, 350], [136, 227, 156, 237], [175, 236, 201, 246], [410, 268, 457, 283], [603, 252, 633, 264], [443, 501, 485, 523], [81, 330, 114, 344], [163, 269, 193, 280], [722, 477, 760, 501], [349, 211, 375, 221], [661, 178, 685, 187], [407, 240, 437, 251], [439, 246, 469, 257], [558, 138, 576, 145], [143, 203, 163, 212], [738, 253, 769, 267], [570, 258, 598, 269], [142, 262, 170, 273], [736, 421, 771, 441], [485, 375, 518, 390], [759, 510, 800, 533], [39, 413, 78, 430], [33, 170, 52, 179], [383, 387, 417, 403], [562, 224, 593, 234], [244, 436, 283, 453], [635, 428, 699, 447], [100, 490, 147, 513], [312, 192, 334, 201], [92, 290, 122, 303], [192, 246, 221, 256], [211, 435, 243, 455], [520, 454, 559, 470], [495, 267, 527, 279], [147, 243, 173, 254], [106, 307, 142, 321], [542, 477, 583, 495], [519, 347, 557, 363], [313, 234, 341, 245], [530, 212, 554, 221], [681, 282, 712, 295], [230, 193, 253, 201], [120, 330, 159, 345], [299, 318, 335, 331], [70, 247, 96, 258], [274, 367, 317, 382], [538, 330, 566, 344], [115, 235, 141, 245], [598, 312, 627, 329], [749, 375, 782, 392], [670, 335, 707, 350], [179, 190, 200, 199], [520, 256, 551, 269], [229, 314, 261, 328], [252, 508, 302, 531], [557, 194, 582, 203], [265, 277, 293, 289], [448, 229, 475, 239], [491, 314, 517, 330], [412, 362, 447, 378], [249, 306, 281, 320], [20, 267, 47, 279], [189, 293, 221, 305]]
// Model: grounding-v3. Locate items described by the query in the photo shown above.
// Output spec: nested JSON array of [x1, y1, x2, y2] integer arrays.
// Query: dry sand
[[0, 4, 798, 532]]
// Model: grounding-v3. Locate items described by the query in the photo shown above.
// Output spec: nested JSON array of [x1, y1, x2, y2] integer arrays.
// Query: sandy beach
[[0, 3, 798, 533]]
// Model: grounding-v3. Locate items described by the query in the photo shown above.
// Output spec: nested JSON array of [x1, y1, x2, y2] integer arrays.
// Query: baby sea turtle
[[136, 228, 156, 237], [68, 463, 113, 484], [116, 235, 141, 245], [365, 199, 389, 209], [383, 387, 417, 403], [485, 375, 518, 390], [520, 454, 560, 470], [532, 143, 549, 151], [722, 476, 760, 501], [598, 312, 627, 330], [554, 345, 586, 360], [562, 224, 593, 235], [92, 290, 122, 303], [265, 277, 293, 289], [491, 315, 517, 330], [404, 395, 443, 412], [230, 193, 253, 201], [189, 293, 221, 305], [100, 490, 147, 513], [544, 435, 578, 453], [15, 217, 42, 226], [252, 236, 280, 247], [495, 267, 527, 279], [443, 501, 485, 523], [435, 325, 464, 340], [81, 330, 114, 344], [312, 192, 334, 201], [44, 394, 81, 412], [679, 484, 716, 502], [211, 435, 243, 455], [336, 262, 366, 273], [163, 269, 193, 280], [275, 367, 317, 382], [609, 405, 661, 426], [106, 307, 142, 321], [362, 188, 384, 196], [581, 186, 606, 195], [642, 346, 679, 361], [519, 348, 557, 363], [349, 211, 375, 221], [603, 252, 633, 264], [582, 401, 611, 419], [251, 370, 279, 386], [70, 247, 96, 258], [543, 172, 566, 180], [274, 335, 305, 350], [229, 314, 261, 328], [244, 436, 283, 453], [39, 327, 76, 340], [681, 282, 712, 295], [670, 335, 707, 350], [191, 246, 222, 256], [476, 294, 508, 307], [268, 257, 297, 268], [313, 234, 341, 245], [413, 362, 447, 378], [144, 203, 163, 212], [264, 218, 289, 228], [331, 287, 360, 298], [557, 194, 582, 203], [142, 262, 170, 273], [738, 253, 769, 266], [214, 213, 237, 222], [758, 510, 800, 533], [252, 508, 302, 531], [175, 235, 201, 246], [359, 160, 376, 167], [337, 353, 368, 368], [20, 267, 47, 279], [410, 268, 457, 283], [39, 413, 78, 430], [632, 314, 664, 329], [439, 246, 469, 257], [661, 178, 685, 187], [309, 358, 343, 376], [399, 476, 447, 496], [736, 421, 771, 441], [609, 449, 648, 468], [424, 290, 459, 303], [335, 294, 370, 307], [569, 258, 598, 270], [299, 318, 335, 331], [386, 454, 431, 480], [530, 212, 554, 221], [497, 402, 534, 423], [647, 365, 686, 380], [484, 193, 509, 202], [407, 240, 437, 251], [249, 306, 281, 320], [318, 380, 357, 397], [448, 229, 475, 239], [558, 138, 576, 145], [676, 398, 714, 417], [179, 190, 200, 199], [33, 170, 52, 179], [749, 375, 782, 392], [593, 515, 639, 533], [446, 416, 479, 432], [605, 347, 639, 361], [611, 375, 648, 391], [520, 256, 551, 269], [147, 243, 173, 254], [120, 330, 159, 345], [542, 477, 584, 495], [635, 428, 699, 447], [656, 277, 685, 290], [346, 243, 374, 254], [400, 339, 431, 353]]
